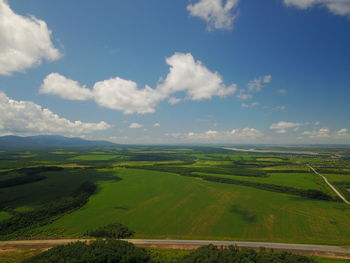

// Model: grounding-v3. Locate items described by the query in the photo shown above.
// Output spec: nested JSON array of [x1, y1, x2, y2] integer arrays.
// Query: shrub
[[23, 239, 150, 263], [87, 223, 135, 239]]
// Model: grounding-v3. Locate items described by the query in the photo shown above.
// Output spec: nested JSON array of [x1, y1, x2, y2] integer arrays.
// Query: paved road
[[1, 239, 350, 257], [308, 164, 350, 205]]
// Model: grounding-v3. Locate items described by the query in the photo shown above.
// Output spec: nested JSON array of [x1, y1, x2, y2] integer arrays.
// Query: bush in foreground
[[182, 245, 316, 263], [23, 239, 150, 263], [87, 223, 135, 238], [23, 241, 317, 263]]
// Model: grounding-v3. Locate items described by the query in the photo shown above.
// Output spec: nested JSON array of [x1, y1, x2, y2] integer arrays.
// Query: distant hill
[[0, 135, 117, 149]]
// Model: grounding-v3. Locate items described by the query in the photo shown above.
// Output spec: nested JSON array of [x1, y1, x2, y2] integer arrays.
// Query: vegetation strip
[[1, 239, 350, 258], [308, 165, 350, 205], [0, 167, 64, 188]]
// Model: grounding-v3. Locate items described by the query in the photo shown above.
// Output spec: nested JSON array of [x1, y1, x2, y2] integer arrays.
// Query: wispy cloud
[[168, 127, 263, 142], [284, 0, 350, 17]]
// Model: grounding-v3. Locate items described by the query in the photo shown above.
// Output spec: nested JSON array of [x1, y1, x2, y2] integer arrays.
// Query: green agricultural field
[[33, 167, 350, 244], [1, 145, 350, 248]]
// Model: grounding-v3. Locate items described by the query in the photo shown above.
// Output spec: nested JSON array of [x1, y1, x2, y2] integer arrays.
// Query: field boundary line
[[307, 164, 350, 205]]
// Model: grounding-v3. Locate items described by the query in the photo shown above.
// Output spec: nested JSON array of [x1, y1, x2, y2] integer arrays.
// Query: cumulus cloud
[[158, 53, 237, 100], [93, 78, 162, 114], [153, 123, 161, 127], [168, 127, 263, 142], [41, 53, 237, 114], [283, 0, 350, 17], [40, 73, 93, 100], [187, 0, 239, 31], [0, 0, 61, 75], [129, 122, 143, 129], [0, 91, 110, 136]]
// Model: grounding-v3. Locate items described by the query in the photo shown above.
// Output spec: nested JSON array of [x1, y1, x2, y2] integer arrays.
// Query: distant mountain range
[[0, 135, 117, 149]]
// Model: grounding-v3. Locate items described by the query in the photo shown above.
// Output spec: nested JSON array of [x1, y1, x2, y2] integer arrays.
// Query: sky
[[0, 0, 350, 144]]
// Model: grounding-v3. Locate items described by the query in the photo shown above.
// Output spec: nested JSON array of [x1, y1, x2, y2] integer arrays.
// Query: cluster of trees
[[87, 223, 135, 238], [0, 181, 96, 238], [182, 245, 316, 263], [0, 174, 46, 188], [0, 166, 64, 188], [23, 239, 150, 263], [23, 241, 316, 263]]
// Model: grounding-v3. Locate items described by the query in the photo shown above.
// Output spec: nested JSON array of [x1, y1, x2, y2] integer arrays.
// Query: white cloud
[[283, 0, 350, 17], [168, 97, 182, 105], [336, 128, 348, 135], [40, 73, 93, 100], [41, 53, 237, 114], [93, 78, 162, 114], [236, 90, 253, 100], [303, 127, 330, 138], [153, 123, 161, 127], [187, 0, 239, 31], [158, 53, 237, 100], [231, 128, 263, 137], [168, 127, 263, 142], [270, 121, 306, 133], [0, 0, 61, 75], [129, 122, 143, 129], [302, 127, 350, 140], [0, 91, 110, 136], [263, 75, 272, 83], [276, 129, 288, 134], [241, 102, 259, 108], [247, 75, 272, 92]]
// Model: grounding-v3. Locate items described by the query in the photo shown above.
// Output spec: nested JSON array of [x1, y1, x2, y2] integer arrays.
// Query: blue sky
[[0, 0, 349, 144]]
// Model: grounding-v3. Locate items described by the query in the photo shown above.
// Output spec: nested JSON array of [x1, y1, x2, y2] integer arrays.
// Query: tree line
[[0, 181, 96, 239], [23, 240, 317, 263], [0, 166, 64, 188]]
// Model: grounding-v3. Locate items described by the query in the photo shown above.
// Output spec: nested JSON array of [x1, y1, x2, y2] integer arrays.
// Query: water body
[[223, 147, 324, 156]]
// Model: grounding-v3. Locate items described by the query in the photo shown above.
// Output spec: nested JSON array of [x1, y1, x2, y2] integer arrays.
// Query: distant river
[[222, 147, 324, 156]]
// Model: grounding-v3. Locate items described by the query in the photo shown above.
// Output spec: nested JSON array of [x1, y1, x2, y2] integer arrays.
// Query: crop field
[[0, 145, 350, 246]]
